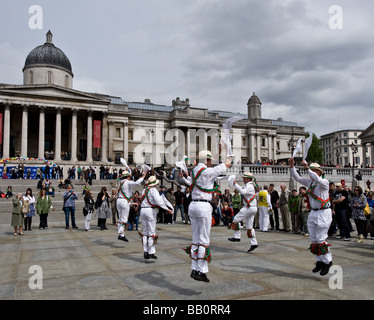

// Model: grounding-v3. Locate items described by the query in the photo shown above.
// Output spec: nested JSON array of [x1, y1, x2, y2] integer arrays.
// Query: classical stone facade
[[0, 31, 306, 167]]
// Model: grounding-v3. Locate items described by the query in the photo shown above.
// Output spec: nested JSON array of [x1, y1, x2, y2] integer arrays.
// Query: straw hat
[[198, 150, 215, 162], [309, 163, 324, 174], [145, 175, 159, 186], [243, 172, 254, 179]]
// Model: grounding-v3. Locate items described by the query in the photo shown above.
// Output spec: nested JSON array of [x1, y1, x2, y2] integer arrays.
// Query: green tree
[[306, 133, 324, 163]]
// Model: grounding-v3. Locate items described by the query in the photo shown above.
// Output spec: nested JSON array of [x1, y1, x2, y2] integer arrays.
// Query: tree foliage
[[305, 133, 324, 163]]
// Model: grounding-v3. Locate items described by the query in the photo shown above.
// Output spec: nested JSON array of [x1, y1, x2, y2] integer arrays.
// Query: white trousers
[[188, 202, 212, 274], [308, 208, 332, 263], [84, 213, 92, 230], [258, 206, 270, 231], [232, 206, 258, 246], [140, 207, 157, 254], [117, 198, 130, 236]]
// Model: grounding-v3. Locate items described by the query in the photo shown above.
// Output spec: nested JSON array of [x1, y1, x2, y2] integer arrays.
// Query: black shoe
[[248, 245, 258, 252], [149, 254, 157, 259], [65, 226, 69, 229], [312, 261, 324, 273], [118, 235, 129, 242], [228, 237, 240, 242], [194, 271, 210, 283], [72, 226, 78, 229], [144, 252, 150, 259], [320, 261, 333, 276], [190, 270, 197, 279]]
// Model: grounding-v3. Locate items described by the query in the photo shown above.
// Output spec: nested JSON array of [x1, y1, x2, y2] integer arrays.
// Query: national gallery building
[[0, 31, 306, 167]]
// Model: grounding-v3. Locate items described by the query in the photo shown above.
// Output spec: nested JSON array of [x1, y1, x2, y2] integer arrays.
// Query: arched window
[[29, 71, 33, 84], [47, 71, 52, 84]]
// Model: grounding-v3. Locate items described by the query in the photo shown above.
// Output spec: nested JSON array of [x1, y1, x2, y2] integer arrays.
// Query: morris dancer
[[182, 149, 231, 283], [289, 158, 333, 276], [117, 171, 145, 242], [228, 172, 259, 252], [139, 176, 173, 259]]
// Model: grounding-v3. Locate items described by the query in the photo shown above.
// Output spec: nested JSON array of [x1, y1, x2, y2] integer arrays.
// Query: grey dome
[[248, 92, 261, 105], [23, 31, 73, 75]]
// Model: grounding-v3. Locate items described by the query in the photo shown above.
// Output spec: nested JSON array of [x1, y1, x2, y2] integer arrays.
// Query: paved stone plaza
[[0, 180, 374, 301]]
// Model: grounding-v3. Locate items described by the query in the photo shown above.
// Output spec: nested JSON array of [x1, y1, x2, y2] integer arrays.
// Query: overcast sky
[[1, 0, 373, 137]]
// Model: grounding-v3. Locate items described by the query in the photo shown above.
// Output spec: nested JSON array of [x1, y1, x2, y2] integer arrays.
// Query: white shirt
[[118, 177, 144, 200], [183, 163, 227, 201], [234, 181, 258, 207], [23, 195, 36, 205], [141, 187, 170, 210], [290, 167, 330, 209]]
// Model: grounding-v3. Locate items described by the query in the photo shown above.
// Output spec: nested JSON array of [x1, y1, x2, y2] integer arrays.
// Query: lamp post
[[350, 142, 358, 167]]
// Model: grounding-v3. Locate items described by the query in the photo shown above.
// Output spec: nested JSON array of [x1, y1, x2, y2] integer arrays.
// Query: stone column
[[256, 133, 261, 161], [86, 111, 93, 162], [2, 104, 10, 158], [248, 132, 254, 163], [21, 105, 28, 157], [268, 133, 272, 161], [101, 112, 108, 163], [108, 121, 114, 160], [54, 107, 62, 162], [273, 135, 277, 160], [38, 106, 45, 159], [71, 108, 78, 162]]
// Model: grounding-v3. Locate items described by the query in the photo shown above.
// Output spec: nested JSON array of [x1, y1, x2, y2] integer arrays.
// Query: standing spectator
[[83, 190, 95, 231], [268, 183, 280, 230], [349, 186, 368, 244], [36, 188, 52, 230], [332, 183, 351, 241], [365, 192, 374, 239], [45, 164, 50, 179], [258, 185, 272, 232], [165, 188, 175, 224], [299, 187, 310, 236], [11, 193, 24, 236], [63, 184, 79, 229], [95, 186, 112, 230], [18, 163, 24, 179], [158, 185, 167, 223], [279, 183, 291, 232], [129, 190, 142, 231], [232, 189, 242, 216], [23, 188, 36, 231], [173, 186, 185, 223], [288, 189, 301, 234], [222, 189, 233, 207], [109, 188, 118, 225], [184, 186, 192, 224]]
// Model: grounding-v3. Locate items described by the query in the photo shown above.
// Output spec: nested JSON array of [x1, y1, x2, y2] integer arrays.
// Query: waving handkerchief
[[228, 175, 236, 187], [221, 116, 244, 157], [120, 158, 131, 173], [292, 137, 303, 158], [175, 155, 188, 173], [141, 164, 151, 174], [303, 133, 313, 161]]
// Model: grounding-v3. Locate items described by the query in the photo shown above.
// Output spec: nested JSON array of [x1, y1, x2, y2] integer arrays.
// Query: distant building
[[0, 31, 306, 166], [320, 129, 372, 167]]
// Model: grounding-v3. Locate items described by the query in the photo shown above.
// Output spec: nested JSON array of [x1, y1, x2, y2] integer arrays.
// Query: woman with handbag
[[95, 187, 112, 230], [349, 186, 368, 243], [23, 188, 36, 231], [83, 190, 95, 231], [11, 193, 24, 236], [36, 187, 52, 229]]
